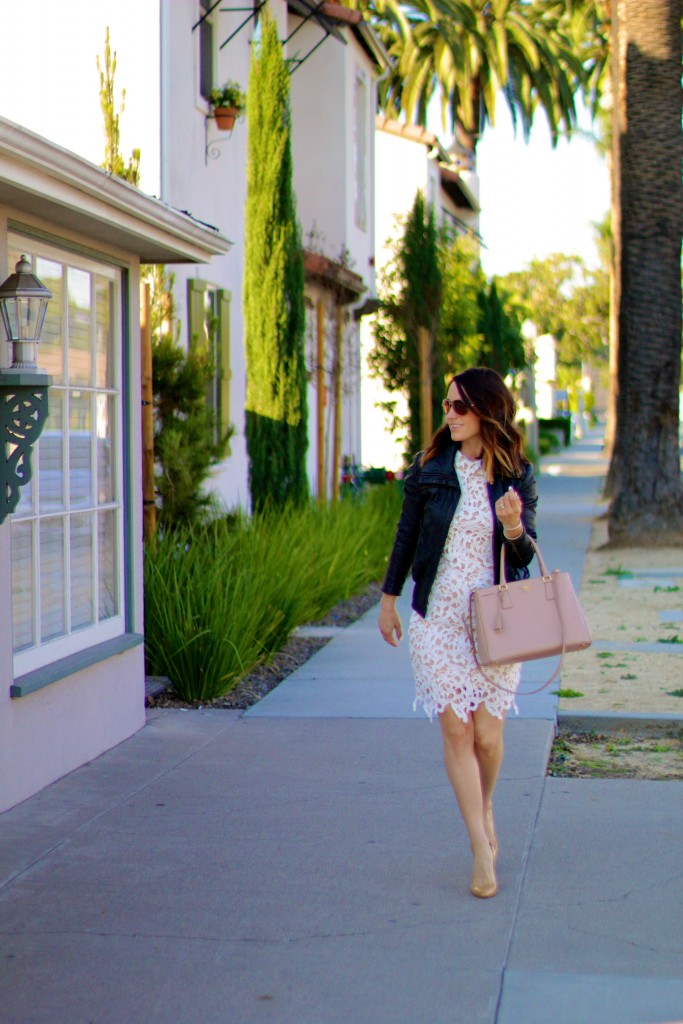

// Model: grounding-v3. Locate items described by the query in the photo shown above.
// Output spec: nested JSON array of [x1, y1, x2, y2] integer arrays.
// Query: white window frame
[[187, 278, 232, 450], [10, 235, 126, 677], [197, 0, 216, 108], [354, 67, 368, 231]]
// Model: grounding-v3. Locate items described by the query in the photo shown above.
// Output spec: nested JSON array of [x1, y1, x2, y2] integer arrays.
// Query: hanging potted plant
[[209, 81, 246, 131]]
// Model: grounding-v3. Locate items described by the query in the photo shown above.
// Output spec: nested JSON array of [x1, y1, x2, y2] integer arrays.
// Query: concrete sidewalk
[[1, 431, 682, 1024]]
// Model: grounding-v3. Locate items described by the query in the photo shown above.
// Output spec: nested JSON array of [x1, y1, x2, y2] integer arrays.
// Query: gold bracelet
[[503, 521, 523, 540]]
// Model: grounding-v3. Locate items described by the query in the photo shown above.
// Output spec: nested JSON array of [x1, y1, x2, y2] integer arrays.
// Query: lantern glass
[[0, 256, 52, 371], [1, 295, 49, 342]]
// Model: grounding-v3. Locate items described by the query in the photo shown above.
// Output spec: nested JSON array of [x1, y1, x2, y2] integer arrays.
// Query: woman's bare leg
[[438, 706, 496, 895], [472, 705, 506, 852]]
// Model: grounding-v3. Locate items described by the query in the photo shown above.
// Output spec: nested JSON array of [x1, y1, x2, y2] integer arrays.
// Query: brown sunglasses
[[442, 398, 472, 416]]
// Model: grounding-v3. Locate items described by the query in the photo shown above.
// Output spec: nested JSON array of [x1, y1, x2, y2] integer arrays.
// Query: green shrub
[[538, 416, 571, 446], [363, 467, 389, 485], [538, 430, 561, 455], [144, 484, 403, 701], [152, 334, 232, 527]]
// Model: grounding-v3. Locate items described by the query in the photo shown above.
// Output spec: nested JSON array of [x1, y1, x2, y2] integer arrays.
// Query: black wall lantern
[[0, 256, 52, 524]]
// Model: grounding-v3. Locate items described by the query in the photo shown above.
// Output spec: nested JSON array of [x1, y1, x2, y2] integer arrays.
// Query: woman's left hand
[[495, 487, 522, 531]]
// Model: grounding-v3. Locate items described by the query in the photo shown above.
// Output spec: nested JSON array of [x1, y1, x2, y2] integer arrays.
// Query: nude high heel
[[470, 843, 498, 899]]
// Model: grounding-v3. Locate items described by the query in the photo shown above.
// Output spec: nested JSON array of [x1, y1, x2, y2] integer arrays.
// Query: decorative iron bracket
[[193, 2, 266, 51], [0, 371, 51, 524], [193, 0, 337, 74], [205, 115, 233, 164], [284, 0, 342, 74]]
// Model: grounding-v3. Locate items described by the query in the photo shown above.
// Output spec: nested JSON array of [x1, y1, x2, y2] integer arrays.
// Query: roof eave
[[438, 164, 480, 212], [0, 118, 232, 264], [376, 115, 438, 149], [303, 249, 367, 304], [353, 20, 392, 71]]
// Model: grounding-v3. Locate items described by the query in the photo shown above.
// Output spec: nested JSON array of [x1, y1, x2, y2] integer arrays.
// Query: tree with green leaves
[[371, 213, 528, 460], [369, 191, 443, 457], [96, 27, 141, 185], [437, 231, 484, 374], [152, 333, 231, 527], [243, 7, 308, 512], [475, 280, 526, 376], [353, 0, 584, 151], [499, 251, 609, 379], [144, 267, 233, 528]]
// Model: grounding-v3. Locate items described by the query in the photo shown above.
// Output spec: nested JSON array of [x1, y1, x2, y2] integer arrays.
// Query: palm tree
[[355, 0, 586, 151], [606, 0, 683, 544]]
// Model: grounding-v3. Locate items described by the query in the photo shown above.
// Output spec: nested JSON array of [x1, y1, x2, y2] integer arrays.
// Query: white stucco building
[[0, 0, 389, 808], [0, 0, 388, 509], [534, 332, 559, 419], [0, 121, 228, 812], [288, 3, 388, 495]]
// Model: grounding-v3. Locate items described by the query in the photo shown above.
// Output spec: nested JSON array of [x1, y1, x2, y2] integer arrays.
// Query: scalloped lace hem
[[413, 694, 519, 724]]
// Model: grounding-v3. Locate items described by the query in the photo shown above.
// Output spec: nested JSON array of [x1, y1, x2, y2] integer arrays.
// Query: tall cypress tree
[[401, 191, 442, 450], [370, 190, 443, 458], [476, 280, 526, 377], [243, 7, 308, 512]]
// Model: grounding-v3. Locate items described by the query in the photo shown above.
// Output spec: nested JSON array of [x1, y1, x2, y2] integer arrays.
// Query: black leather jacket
[[382, 441, 538, 618]]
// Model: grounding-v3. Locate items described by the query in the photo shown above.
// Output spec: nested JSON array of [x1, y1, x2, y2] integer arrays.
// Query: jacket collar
[[420, 440, 460, 475], [422, 440, 507, 491]]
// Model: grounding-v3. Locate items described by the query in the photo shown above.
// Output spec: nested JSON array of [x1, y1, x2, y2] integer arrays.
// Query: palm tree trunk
[[602, 1, 623, 495], [607, 0, 683, 545], [456, 77, 482, 156]]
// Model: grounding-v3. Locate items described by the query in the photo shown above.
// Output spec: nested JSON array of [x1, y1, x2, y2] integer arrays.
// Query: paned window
[[199, 0, 215, 100], [187, 279, 232, 447], [10, 239, 125, 675]]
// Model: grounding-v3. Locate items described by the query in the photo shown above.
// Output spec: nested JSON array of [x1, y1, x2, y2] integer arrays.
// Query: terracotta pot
[[213, 107, 239, 131]]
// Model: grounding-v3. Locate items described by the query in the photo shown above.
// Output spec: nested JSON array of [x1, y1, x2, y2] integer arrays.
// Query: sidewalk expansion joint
[[590, 639, 683, 655]]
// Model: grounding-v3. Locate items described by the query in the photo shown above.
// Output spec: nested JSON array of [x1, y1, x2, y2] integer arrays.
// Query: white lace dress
[[409, 450, 520, 723]]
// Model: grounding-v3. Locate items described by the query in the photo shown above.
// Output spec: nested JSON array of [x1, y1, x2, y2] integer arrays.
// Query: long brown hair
[[422, 367, 527, 482]]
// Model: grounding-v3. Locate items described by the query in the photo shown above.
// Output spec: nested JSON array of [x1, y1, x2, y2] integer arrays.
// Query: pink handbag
[[468, 537, 592, 693]]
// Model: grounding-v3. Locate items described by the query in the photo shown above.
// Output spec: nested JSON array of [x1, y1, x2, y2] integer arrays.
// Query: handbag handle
[[466, 535, 567, 696], [499, 533, 549, 582]]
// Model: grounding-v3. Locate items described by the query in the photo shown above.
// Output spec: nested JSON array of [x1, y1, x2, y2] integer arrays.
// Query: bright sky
[[1, 1, 610, 281], [475, 102, 611, 278], [0, 1, 160, 194]]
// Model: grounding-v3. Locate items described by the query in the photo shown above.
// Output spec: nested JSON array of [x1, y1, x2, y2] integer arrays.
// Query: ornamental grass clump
[[144, 484, 402, 701]]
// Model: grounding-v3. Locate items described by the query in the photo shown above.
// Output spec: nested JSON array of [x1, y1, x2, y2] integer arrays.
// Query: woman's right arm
[[378, 592, 403, 647], [378, 455, 423, 647]]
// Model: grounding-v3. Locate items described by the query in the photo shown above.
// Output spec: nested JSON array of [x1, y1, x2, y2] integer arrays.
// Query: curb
[[558, 709, 683, 735]]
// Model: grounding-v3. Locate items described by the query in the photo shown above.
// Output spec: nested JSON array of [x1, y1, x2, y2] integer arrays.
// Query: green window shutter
[[187, 279, 209, 353], [218, 289, 232, 445]]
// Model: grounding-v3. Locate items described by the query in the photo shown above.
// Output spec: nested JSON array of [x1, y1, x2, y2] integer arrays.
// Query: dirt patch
[[559, 516, 683, 714], [548, 730, 683, 780]]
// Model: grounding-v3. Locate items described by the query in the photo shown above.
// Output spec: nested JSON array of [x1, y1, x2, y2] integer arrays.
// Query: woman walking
[[378, 367, 537, 899]]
